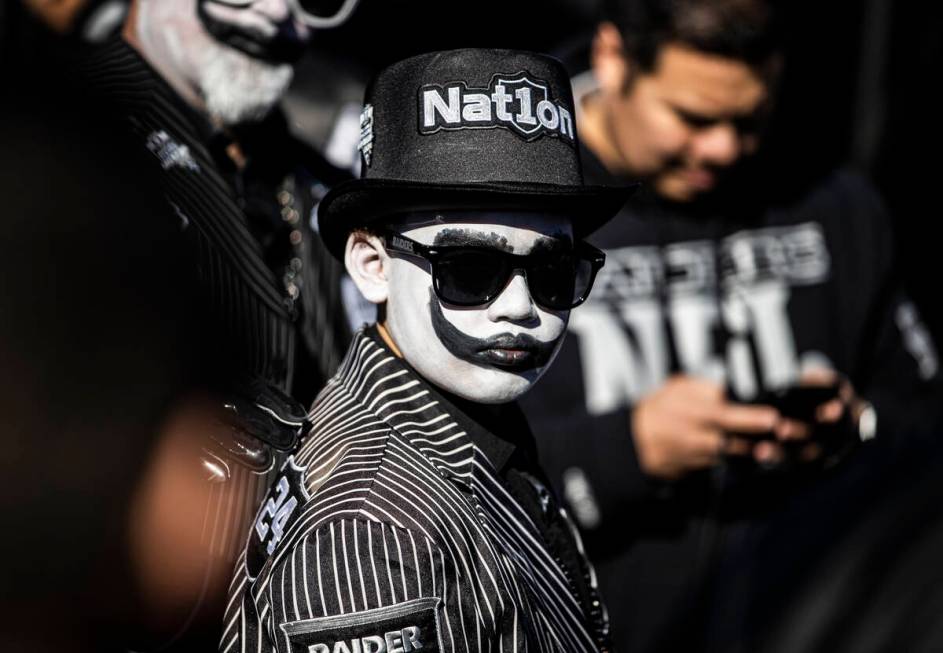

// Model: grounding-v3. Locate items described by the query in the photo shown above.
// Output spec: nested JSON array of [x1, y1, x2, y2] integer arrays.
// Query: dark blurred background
[[2, 0, 941, 650], [4, 1, 939, 333]]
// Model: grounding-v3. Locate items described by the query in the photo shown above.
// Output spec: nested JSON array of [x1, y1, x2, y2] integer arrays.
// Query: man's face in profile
[[595, 31, 778, 202]]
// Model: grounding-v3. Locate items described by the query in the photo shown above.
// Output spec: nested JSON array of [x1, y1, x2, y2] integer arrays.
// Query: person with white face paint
[[80, 0, 360, 648], [222, 48, 634, 653], [89, 0, 362, 392], [368, 212, 576, 405]]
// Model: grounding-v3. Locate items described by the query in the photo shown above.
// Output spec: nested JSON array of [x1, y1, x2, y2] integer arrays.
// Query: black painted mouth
[[429, 289, 555, 374], [197, 1, 307, 64], [472, 333, 552, 372]]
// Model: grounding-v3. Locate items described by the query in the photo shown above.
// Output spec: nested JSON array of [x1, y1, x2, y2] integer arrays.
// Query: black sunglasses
[[383, 231, 606, 310]]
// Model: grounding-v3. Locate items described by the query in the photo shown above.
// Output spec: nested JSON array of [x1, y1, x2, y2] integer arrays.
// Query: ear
[[592, 22, 633, 95], [122, 0, 143, 46], [345, 230, 390, 305]]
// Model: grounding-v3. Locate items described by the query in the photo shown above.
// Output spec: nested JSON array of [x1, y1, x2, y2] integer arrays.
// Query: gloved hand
[[202, 375, 309, 478]]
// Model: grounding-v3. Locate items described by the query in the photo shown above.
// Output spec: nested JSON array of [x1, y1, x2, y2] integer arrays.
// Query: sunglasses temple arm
[[297, 0, 360, 28], [383, 238, 431, 263]]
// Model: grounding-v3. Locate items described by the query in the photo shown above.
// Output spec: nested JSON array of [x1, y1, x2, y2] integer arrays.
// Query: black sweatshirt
[[521, 145, 943, 652]]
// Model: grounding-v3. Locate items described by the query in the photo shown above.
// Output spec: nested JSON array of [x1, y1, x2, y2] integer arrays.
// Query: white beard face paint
[[384, 212, 572, 404], [137, 0, 294, 126], [196, 42, 293, 125]]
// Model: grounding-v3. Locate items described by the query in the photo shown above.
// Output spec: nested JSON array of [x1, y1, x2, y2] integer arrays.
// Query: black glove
[[202, 376, 309, 477]]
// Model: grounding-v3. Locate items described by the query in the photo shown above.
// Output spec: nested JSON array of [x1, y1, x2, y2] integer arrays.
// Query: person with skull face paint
[[91, 0, 362, 390], [222, 49, 635, 653], [77, 0, 361, 647]]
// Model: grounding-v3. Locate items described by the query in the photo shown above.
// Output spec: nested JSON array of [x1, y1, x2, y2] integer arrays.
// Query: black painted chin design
[[428, 289, 556, 374]]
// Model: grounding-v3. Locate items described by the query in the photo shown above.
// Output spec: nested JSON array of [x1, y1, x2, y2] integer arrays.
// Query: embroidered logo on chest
[[145, 130, 200, 172]]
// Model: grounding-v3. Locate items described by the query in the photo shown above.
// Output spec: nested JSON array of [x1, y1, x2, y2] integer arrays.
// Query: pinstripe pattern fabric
[[83, 38, 349, 393], [83, 40, 351, 576], [222, 329, 611, 652], [83, 39, 292, 387]]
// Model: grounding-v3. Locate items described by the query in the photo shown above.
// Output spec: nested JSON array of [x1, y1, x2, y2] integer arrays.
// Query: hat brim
[[318, 178, 638, 260]]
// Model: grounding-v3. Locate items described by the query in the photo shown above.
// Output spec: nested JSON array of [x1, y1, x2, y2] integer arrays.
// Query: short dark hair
[[604, 0, 781, 70]]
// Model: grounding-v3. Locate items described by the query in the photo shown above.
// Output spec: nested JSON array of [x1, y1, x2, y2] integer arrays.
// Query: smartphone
[[757, 384, 840, 423]]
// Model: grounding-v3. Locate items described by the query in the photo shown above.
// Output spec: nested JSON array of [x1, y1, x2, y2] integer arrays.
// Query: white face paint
[[137, 0, 295, 125], [384, 212, 573, 404], [196, 41, 293, 125]]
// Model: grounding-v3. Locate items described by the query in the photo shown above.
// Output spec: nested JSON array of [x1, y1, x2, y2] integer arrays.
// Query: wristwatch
[[857, 401, 878, 442]]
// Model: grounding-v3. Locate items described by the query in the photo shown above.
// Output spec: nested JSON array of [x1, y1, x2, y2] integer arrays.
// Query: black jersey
[[223, 327, 611, 653]]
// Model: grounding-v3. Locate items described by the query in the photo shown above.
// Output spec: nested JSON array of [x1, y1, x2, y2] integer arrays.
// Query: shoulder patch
[[280, 597, 442, 653], [245, 454, 310, 580]]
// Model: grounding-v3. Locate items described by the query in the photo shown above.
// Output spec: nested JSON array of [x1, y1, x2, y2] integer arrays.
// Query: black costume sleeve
[[254, 519, 482, 653], [862, 292, 942, 446], [833, 173, 943, 447]]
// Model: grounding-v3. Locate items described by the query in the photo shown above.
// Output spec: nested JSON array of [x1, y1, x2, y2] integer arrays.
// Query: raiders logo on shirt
[[281, 597, 443, 653], [418, 72, 575, 145]]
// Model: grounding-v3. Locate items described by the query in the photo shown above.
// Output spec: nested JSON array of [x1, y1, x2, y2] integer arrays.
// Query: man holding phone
[[519, 0, 943, 649]]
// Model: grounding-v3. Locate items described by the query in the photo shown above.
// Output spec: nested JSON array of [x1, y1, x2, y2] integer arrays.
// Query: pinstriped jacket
[[222, 327, 611, 652], [85, 39, 351, 398], [84, 39, 352, 568]]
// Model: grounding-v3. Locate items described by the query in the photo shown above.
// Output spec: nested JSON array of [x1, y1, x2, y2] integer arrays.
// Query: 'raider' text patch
[[419, 72, 574, 145], [281, 597, 442, 653]]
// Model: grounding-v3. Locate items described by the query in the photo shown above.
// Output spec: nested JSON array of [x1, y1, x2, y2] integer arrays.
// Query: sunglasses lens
[[434, 250, 509, 306], [529, 254, 595, 310], [296, 0, 349, 17]]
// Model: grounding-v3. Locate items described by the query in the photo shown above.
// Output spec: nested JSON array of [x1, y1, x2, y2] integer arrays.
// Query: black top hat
[[318, 48, 636, 259]]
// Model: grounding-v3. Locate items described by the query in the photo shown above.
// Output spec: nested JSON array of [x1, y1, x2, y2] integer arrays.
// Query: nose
[[251, 0, 291, 21], [487, 272, 538, 324], [691, 122, 741, 168], [252, 0, 312, 43]]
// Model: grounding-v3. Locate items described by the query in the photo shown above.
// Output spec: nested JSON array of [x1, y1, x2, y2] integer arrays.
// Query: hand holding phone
[[758, 384, 841, 423]]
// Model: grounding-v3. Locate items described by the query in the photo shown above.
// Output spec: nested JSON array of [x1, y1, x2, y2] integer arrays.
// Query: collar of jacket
[[84, 37, 223, 150], [322, 325, 526, 494], [84, 37, 350, 187], [82, 37, 295, 311], [82, 37, 298, 172]]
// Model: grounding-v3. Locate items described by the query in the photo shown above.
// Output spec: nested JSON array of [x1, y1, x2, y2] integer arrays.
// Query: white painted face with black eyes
[[383, 212, 572, 404]]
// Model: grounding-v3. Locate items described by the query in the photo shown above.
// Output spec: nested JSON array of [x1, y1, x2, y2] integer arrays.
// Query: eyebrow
[[669, 103, 720, 127], [529, 236, 572, 255], [433, 229, 512, 252], [432, 228, 571, 254], [668, 101, 766, 131]]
